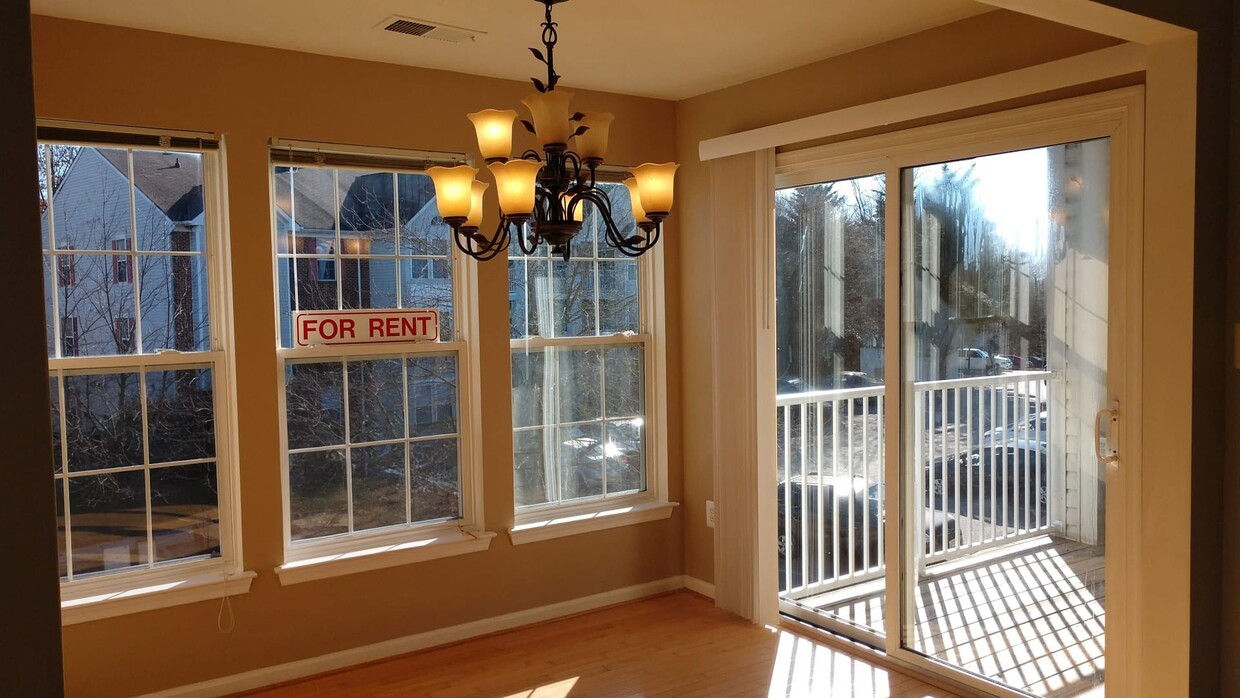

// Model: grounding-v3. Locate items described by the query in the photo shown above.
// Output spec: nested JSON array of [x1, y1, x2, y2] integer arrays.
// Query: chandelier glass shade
[[428, 0, 677, 262]]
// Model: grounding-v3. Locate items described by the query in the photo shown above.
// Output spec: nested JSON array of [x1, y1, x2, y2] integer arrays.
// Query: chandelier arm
[[609, 224, 660, 258], [520, 150, 542, 161], [470, 222, 511, 262], [516, 218, 540, 256], [452, 227, 480, 258]]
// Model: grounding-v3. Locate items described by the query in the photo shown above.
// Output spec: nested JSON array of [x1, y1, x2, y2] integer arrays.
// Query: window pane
[[339, 171, 396, 255], [285, 167, 337, 254], [552, 261, 597, 337], [351, 443, 406, 532], [50, 376, 62, 474], [397, 173, 448, 256], [290, 256, 340, 313], [511, 351, 547, 429], [150, 462, 220, 562], [286, 362, 345, 449], [132, 150, 205, 252], [348, 358, 404, 443], [411, 438, 459, 521], [607, 419, 645, 493], [559, 423, 604, 500], [277, 258, 295, 349], [595, 182, 632, 259], [273, 167, 295, 254], [50, 147, 131, 251], [408, 355, 458, 438], [58, 253, 137, 357], [289, 450, 347, 541], [64, 371, 143, 471], [139, 254, 210, 353], [508, 258, 549, 338], [599, 260, 639, 333], [55, 480, 67, 579], [604, 346, 643, 418], [43, 256, 54, 357], [558, 347, 603, 424], [514, 429, 551, 507], [69, 470, 147, 575], [401, 257, 454, 341], [340, 257, 398, 311], [146, 368, 215, 464]]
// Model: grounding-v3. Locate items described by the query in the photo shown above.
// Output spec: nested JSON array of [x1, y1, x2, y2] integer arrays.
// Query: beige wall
[[673, 9, 1119, 584], [31, 16, 682, 697]]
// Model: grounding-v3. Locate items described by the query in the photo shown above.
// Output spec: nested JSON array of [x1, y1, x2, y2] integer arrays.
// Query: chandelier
[[427, 0, 678, 262]]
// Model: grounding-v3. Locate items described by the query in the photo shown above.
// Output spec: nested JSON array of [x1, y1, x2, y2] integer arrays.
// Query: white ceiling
[[31, 0, 990, 100]]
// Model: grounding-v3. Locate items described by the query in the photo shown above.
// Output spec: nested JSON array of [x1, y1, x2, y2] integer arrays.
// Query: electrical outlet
[[706, 500, 715, 529]]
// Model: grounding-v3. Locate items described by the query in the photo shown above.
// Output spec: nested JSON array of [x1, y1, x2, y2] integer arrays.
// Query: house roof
[[271, 167, 437, 233], [99, 148, 204, 223]]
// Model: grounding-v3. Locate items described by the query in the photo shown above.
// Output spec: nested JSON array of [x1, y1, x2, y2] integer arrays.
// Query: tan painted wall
[[673, 9, 1119, 585], [31, 16, 682, 698]]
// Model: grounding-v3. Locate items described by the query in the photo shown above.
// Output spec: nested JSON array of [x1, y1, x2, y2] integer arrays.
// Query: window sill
[[510, 500, 678, 546], [276, 528, 497, 586], [61, 569, 256, 626]]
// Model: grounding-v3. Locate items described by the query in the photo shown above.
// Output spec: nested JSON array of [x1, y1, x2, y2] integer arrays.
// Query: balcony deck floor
[[790, 536, 1105, 697]]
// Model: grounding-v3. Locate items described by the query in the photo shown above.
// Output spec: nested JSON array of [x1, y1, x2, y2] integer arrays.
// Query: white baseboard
[[138, 576, 687, 698], [683, 575, 716, 599]]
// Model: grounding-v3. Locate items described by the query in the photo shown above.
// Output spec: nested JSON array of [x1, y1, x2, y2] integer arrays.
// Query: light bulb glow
[[465, 180, 489, 228], [630, 162, 679, 215], [467, 109, 518, 161], [623, 178, 650, 224], [488, 159, 543, 217], [427, 165, 479, 220]]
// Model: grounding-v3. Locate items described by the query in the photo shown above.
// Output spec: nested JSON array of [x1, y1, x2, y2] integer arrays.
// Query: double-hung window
[[508, 177, 673, 543], [271, 141, 490, 583], [39, 124, 246, 621]]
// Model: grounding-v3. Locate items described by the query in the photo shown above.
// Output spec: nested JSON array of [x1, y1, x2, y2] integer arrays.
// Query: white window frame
[[39, 122, 251, 625], [268, 140, 493, 585], [508, 174, 676, 545]]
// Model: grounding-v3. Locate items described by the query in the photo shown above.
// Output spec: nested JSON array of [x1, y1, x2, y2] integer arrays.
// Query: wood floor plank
[[240, 591, 955, 698]]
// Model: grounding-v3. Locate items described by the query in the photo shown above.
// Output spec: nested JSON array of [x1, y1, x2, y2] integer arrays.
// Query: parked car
[[994, 354, 1022, 370], [778, 475, 957, 589], [1026, 356, 1047, 370], [951, 348, 1006, 376], [982, 411, 1048, 447], [925, 440, 1048, 527]]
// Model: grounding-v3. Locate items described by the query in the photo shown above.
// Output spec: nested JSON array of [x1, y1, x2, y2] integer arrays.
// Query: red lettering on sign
[[369, 318, 384, 338], [340, 318, 355, 339], [301, 318, 317, 344], [320, 318, 338, 340], [385, 317, 399, 337]]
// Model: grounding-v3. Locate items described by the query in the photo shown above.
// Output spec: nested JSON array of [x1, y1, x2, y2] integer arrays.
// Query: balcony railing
[[778, 371, 1052, 599]]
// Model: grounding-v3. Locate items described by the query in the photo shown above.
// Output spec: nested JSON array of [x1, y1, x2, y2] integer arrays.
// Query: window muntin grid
[[40, 141, 227, 583], [509, 181, 651, 510]]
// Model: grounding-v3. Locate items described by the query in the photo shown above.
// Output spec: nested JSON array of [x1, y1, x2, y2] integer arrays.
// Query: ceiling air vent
[[378, 16, 484, 43]]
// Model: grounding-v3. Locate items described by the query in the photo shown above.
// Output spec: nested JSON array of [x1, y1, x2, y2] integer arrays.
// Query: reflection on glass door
[[901, 141, 1109, 696], [774, 174, 887, 639]]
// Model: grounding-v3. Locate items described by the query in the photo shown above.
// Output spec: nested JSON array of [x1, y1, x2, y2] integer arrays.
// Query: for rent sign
[[294, 309, 440, 347]]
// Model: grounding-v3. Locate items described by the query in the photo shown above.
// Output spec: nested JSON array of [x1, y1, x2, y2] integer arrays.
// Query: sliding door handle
[[1095, 402, 1120, 467]]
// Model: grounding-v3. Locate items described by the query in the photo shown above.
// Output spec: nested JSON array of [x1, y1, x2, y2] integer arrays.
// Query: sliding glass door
[[772, 92, 1136, 697], [901, 141, 1109, 697], [775, 175, 887, 640]]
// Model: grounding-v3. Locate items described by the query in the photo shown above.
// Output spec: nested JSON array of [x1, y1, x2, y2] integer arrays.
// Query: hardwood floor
[[241, 591, 958, 698]]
